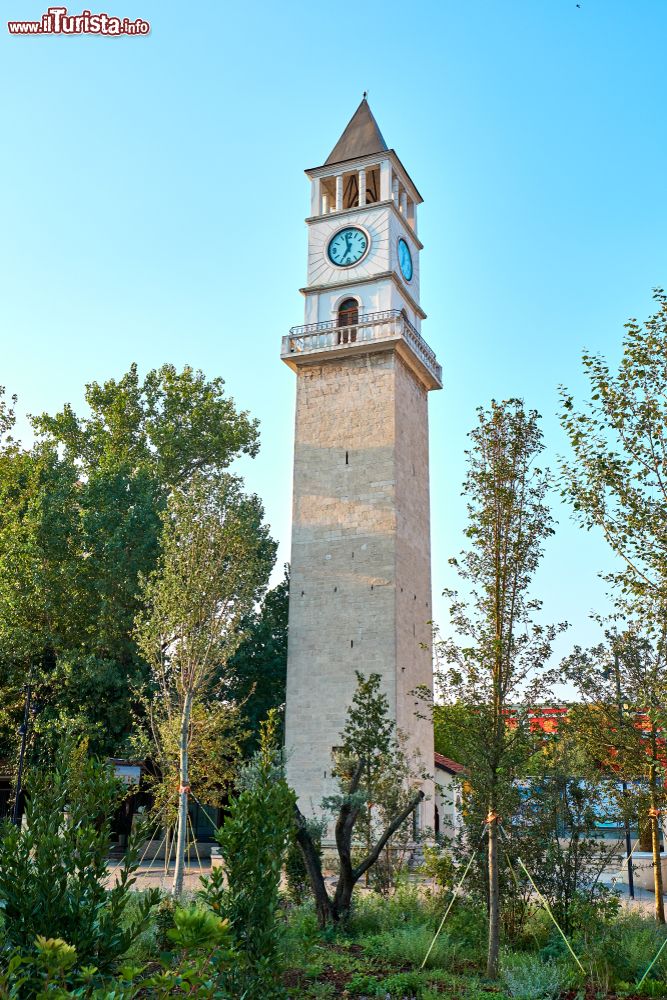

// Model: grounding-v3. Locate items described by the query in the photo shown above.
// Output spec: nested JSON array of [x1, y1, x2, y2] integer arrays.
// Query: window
[[337, 298, 358, 345]]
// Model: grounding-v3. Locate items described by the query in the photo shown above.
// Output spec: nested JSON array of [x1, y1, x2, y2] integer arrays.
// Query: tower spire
[[325, 97, 388, 166]]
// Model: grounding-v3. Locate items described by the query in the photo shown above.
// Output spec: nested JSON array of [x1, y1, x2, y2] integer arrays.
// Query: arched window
[[337, 298, 358, 345]]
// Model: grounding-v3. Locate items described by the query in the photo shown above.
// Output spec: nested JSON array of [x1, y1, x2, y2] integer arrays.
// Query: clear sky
[[2, 0, 667, 685]]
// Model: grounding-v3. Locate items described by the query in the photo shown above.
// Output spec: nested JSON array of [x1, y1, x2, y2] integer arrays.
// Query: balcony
[[281, 310, 442, 390]]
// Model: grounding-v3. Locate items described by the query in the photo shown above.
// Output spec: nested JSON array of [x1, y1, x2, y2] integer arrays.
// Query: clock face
[[398, 238, 413, 281], [327, 227, 369, 267]]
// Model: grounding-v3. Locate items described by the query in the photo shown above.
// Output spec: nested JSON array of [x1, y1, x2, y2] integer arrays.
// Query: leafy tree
[[437, 399, 564, 977], [295, 671, 425, 927], [32, 362, 259, 488], [131, 699, 247, 852], [225, 568, 289, 751], [564, 627, 667, 922], [134, 472, 275, 896], [0, 741, 158, 969], [0, 365, 260, 760], [559, 288, 667, 611], [433, 702, 476, 762], [201, 712, 295, 1000]]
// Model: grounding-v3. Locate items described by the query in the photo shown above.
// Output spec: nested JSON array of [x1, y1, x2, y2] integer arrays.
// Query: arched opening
[[337, 298, 358, 345]]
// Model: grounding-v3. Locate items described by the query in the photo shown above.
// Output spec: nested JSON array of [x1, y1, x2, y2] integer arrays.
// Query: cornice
[[305, 200, 424, 252], [300, 270, 427, 321]]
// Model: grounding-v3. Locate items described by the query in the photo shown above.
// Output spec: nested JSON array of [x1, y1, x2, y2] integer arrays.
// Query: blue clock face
[[328, 227, 369, 267], [398, 238, 413, 281]]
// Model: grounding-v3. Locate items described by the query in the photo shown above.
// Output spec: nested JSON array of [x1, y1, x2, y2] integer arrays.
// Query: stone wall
[[285, 346, 435, 837]]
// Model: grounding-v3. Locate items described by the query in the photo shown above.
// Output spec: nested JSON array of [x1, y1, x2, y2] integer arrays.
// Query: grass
[[278, 887, 667, 999]]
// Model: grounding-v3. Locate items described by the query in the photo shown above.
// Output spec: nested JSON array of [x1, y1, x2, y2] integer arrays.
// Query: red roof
[[434, 752, 466, 775]]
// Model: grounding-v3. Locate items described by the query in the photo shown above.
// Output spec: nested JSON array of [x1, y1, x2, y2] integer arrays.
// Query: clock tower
[[282, 98, 441, 835]]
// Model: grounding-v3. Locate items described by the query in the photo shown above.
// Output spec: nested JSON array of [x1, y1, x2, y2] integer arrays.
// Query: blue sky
[[2, 0, 666, 679]]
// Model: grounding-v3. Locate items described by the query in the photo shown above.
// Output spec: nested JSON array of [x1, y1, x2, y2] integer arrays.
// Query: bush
[[0, 904, 239, 997], [419, 844, 456, 892], [0, 742, 158, 970], [347, 883, 438, 935], [501, 952, 567, 999], [203, 712, 295, 1000], [362, 925, 456, 970], [569, 911, 667, 990]]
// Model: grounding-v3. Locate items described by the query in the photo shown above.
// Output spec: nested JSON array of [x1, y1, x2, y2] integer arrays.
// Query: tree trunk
[[164, 826, 171, 875], [487, 815, 500, 978], [649, 766, 665, 923], [294, 805, 333, 929], [172, 690, 193, 898]]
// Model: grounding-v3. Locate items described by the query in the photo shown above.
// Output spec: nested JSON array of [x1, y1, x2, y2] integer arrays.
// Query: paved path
[[107, 859, 213, 895]]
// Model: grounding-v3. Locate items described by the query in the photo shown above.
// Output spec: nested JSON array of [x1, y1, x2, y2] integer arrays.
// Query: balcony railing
[[281, 310, 442, 387]]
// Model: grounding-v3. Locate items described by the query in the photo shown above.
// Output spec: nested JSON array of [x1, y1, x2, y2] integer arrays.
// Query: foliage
[[436, 399, 564, 976], [296, 672, 425, 927], [134, 470, 275, 894], [0, 366, 261, 760], [559, 289, 667, 611], [0, 904, 239, 998], [0, 743, 159, 970], [361, 925, 457, 969], [501, 953, 568, 999], [132, 699, 247, 827], [225, 569, 289, 752], [419, 843, 457, 892], [205, 711, 296, 999]]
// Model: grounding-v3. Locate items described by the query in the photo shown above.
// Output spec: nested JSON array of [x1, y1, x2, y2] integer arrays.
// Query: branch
[[353, 789, 424, 882]]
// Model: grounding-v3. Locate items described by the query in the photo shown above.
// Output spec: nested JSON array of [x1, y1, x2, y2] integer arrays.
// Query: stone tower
[[282, 99, 441, 835]]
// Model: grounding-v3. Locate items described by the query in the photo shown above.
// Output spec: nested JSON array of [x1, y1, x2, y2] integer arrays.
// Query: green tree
[[225, 568, 289, 751], [564, 627, 667, 922], [134, 472, 275, 896], [0, 365, 260, 760], [437, 399, 564, 977], [295, 671, 425, 927], [32, 362, 259, 488], [559, 289, 667, 611]]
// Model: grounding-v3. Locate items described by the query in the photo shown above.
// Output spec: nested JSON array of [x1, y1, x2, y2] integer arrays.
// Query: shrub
[[419, 844, 456, 892], [501, 953, 567, 1000], [569, 911, 667, 990], [0, 742, 158, 970], [362, 925, 456, 969], [0, 904, 239, 998], [348, 883, 437, 935], [203, 712, 295, 1000]]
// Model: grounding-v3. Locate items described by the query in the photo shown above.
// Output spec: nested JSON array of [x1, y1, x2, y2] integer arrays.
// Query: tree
[[563, 627, 667, 922], [559, 289, 667, 611], [437, 399, 563, 977], [32, 362, 259, 489], [0, 365, 260, 760], [225, 568, 289, 752], [134, 472, 275, 896], [295, 671, 425, 927]]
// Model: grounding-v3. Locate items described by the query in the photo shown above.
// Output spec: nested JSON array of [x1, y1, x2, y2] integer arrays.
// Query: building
[[282, 98, 442, 839], [434, 753, 465, 840]]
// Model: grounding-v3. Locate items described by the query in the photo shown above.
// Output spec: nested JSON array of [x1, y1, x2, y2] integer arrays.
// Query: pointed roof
[[325, 97, 388, 166]]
